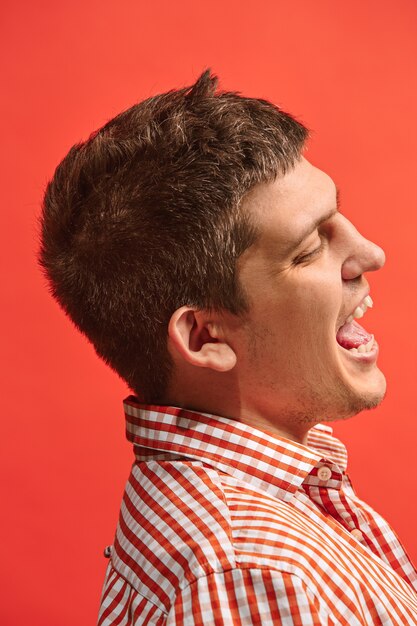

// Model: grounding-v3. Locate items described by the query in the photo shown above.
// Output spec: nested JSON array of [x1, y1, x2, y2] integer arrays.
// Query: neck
[[164, 369, 314, 445]]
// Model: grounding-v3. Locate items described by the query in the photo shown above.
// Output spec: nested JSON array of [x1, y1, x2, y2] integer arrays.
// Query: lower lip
[[337, 339, 379, 364]]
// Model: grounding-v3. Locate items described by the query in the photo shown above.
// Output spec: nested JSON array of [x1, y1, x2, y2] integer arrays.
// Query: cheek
[[296, 271, 340, 316], [285, 288, 334, 331], [243, 272, 342, 355]]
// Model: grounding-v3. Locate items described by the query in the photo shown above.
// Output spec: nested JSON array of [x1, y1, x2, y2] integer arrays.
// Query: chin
[[348, 389, 386, 415], [337, 369, 387, 419]]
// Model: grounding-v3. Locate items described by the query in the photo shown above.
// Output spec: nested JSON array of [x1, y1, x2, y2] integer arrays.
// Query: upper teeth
[[346, 295, 373, 323]]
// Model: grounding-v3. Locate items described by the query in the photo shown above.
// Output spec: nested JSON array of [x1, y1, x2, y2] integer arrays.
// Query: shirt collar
[[123, 396, 348, 503]]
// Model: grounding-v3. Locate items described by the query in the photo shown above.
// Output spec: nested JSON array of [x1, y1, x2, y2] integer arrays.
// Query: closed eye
[[293, 238, 325, 265]]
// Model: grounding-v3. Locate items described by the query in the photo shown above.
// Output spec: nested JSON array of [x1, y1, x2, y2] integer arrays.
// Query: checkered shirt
[[97, 397, 417, 625]]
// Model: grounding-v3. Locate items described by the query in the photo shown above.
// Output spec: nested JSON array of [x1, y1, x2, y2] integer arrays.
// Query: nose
[[340, 220, 386, 281]]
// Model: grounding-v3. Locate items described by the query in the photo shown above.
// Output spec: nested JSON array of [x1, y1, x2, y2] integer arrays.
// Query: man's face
[[232, 157, 386, 432]]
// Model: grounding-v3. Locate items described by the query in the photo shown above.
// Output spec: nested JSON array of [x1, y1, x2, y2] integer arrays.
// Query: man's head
[[165, 154, 386, 442], [38, 70, 307, 403]]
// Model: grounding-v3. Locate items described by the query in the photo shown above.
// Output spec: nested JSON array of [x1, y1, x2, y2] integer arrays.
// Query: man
[[39, 71, 417, 624]]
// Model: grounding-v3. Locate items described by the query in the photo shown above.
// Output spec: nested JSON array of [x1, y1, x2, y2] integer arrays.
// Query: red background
[[2, 1, 417, 624]]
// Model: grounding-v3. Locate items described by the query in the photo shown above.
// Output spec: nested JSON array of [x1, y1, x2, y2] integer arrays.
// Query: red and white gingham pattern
[[97, 397, 417, 625]]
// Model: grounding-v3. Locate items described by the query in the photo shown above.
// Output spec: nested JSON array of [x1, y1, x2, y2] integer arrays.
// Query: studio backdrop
[[2, 1, 416, 624]]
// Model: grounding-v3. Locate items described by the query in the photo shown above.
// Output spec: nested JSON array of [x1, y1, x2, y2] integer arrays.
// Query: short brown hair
[[38, 70, 308, 401]]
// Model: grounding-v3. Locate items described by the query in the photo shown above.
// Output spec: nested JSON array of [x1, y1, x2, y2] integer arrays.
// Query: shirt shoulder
[[109, 457, 339, 610], [111, 459, 237, 613]]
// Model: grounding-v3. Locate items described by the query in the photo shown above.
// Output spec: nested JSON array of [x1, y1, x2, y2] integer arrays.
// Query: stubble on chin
[[284, 376, 387, 428]]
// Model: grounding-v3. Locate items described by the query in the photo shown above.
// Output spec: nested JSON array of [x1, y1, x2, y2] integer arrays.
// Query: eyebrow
[[284, 187, 341, 255]]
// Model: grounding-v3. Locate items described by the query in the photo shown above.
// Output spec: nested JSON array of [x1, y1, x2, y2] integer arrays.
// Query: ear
[[168, 306, 237, 372]]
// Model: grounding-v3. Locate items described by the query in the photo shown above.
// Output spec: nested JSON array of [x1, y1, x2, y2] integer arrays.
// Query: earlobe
[[168, 306, 237, 372]]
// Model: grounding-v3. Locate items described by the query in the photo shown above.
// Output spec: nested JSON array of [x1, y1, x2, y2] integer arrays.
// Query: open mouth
[[336, 295, 375, 354]]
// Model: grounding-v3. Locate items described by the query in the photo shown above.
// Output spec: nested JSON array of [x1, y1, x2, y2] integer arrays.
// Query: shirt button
[[103, 545, 112, 558], [351, 529, 364, 541], [317, 466, 332, 481]]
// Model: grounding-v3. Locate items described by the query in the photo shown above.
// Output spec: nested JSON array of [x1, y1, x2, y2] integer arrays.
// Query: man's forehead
[[243, 159, 338, 252]]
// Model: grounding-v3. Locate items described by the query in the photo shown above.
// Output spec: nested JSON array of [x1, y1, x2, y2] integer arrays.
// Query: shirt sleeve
[[98, 564, 332, 625], [166, 568, 331, 626], [97, 564, 166, 626]]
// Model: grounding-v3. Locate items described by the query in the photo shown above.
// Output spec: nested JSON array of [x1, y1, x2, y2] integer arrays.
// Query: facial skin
[[167, 157, 386, 444]]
